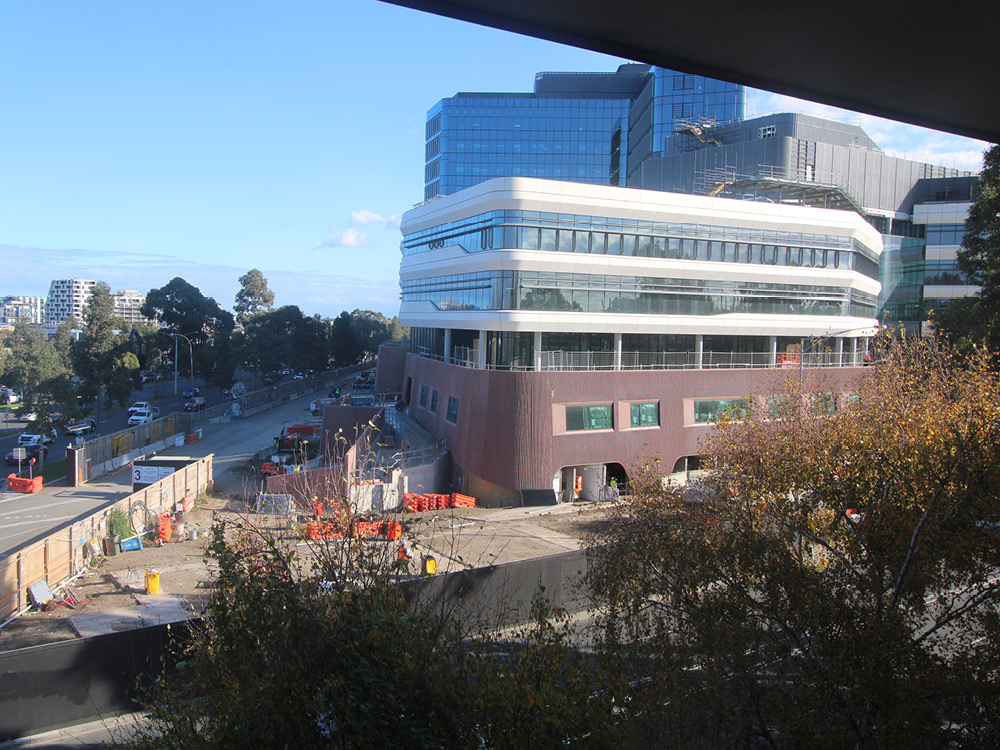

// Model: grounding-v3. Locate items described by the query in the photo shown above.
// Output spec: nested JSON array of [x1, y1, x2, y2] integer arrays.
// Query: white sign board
[[133, 465, 176, 485]]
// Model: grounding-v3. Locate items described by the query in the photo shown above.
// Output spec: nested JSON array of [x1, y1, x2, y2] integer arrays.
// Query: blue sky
[[1, 1, 989, 320]]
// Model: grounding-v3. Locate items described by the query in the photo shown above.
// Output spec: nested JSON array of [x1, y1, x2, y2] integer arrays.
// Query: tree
[[388, 315, 409, 343], [587, 336, 1000, 747], [142, 277, 235, 345], [73, 282, 138, 426], [349, 309, 392, 358], [4, 322, 76, 471], [234, 268, 275, 324], [125, 515, 618, 748], [329, 311, 362, 366], [935, 144, 999, 347]]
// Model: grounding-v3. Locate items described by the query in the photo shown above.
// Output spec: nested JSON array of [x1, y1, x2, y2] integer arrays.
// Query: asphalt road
[[0, 371, 355, 560], [1, 378, 230, 472], [0, 378, 234, 558]]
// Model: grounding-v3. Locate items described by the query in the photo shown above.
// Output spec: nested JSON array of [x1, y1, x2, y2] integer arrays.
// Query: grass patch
[[41, 458, 68, 483]]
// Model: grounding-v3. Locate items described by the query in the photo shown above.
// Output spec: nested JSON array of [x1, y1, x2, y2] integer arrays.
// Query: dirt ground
[[0, 484, 610, 652]]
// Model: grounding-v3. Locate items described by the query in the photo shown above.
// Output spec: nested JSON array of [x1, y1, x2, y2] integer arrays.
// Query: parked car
[[5, 442, 48, 466], [184, 397, 206, 412], [64, 417, 98, 436], [128, 407, 160, 426]]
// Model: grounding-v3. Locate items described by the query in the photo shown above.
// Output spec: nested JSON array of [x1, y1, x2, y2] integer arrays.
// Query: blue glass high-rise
[[424, 65, 746, 201]]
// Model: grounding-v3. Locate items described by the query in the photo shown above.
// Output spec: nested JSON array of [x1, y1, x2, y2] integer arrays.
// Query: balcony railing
[[416, 348, 868, 372]]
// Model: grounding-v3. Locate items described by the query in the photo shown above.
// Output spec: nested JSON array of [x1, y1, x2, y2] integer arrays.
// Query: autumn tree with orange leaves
[[587, 336, 1000, 748]]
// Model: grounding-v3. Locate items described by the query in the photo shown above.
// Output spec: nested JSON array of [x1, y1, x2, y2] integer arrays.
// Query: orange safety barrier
[[402, 492, 477, 512], [177, 493, 195, 513], [185, 433, 198, 444], [451, 493, 477, 509], [7, 474, 43, 493], [157, 512, 173, 543]]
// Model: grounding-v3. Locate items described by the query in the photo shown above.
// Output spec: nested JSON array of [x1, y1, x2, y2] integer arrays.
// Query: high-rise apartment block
[[0, 296, 46, 326], [45, 278, 149, 326], [45, 278, 97, 325]]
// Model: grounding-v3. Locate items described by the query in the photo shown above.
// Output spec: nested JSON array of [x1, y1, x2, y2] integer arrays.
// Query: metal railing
[[418, 349, 867, 372]]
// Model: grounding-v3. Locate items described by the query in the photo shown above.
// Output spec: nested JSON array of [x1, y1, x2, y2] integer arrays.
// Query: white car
[[128, 408, 159, 426], [18, 429, 58, 446], [128, 401, 153, 414]]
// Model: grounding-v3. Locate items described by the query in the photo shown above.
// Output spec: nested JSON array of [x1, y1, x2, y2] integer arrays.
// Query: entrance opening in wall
[[604, 462, 629, 497], [671, 455, 703, 476], [403, 377, 412, 405]]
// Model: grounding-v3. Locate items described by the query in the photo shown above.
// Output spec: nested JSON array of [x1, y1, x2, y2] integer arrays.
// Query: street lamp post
[[169, 333, 196, 396]]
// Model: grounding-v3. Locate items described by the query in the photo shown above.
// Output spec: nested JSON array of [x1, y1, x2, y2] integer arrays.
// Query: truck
[[128, 407, 161, 426], [184, 396, 206, 412], [64, 417, 97, 436]]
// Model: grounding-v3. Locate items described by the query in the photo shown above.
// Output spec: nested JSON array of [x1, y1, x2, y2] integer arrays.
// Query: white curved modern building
[[396, 178, 881, 505]]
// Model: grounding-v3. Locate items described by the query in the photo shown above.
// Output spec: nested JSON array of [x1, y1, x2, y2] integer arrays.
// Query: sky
[[0, 1, 990, 320]]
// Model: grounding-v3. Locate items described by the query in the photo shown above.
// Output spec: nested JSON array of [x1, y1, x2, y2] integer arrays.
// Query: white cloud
[[350, 209, 387, 226], [349, 209, 402, 230], [315, 228, 375, 249]]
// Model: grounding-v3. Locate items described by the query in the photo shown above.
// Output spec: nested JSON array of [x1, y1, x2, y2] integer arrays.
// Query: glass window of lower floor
[[566, 404, 613, 431], [694, 399, 748, 424], [629, 402, 659, 427]]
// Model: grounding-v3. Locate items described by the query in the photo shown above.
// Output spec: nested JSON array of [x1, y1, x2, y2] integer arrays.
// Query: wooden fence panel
[[0, 455, 213, 625]]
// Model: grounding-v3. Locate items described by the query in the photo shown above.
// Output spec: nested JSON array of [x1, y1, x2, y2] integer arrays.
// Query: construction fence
[[0, 455, 214, 624]]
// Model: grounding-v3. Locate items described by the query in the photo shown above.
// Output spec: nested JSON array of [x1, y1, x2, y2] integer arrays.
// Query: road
[[0, 372, 353, 560], [1, 379, 230, 473]]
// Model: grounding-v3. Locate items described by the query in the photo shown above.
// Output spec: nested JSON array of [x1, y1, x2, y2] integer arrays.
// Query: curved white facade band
[[399, 177, 881, 370]]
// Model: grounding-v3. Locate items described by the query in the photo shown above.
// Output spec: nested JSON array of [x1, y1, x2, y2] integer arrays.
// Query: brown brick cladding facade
[[403, 354, 864, 495]]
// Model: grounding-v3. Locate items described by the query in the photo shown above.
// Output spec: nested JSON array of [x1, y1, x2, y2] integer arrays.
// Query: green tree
[[388, 315, 409, 343], [234, 268, 275, 325], [329, 311, 362, 366], [52, 315, 79, 369], [349, 309, 391, 357], [142, 277, 235, 345], [125, 511, 618, 749], [4, 322, 76, 470], [73, 282, 138, 426], [935, 144, 999, 346], [587, 337, 1000, 747]]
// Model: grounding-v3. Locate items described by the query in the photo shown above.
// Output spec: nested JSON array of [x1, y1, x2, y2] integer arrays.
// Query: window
[[694, 399, 748, 424], [759, 124, 776, 138], [419, 385, 428, 408], [446, 396, 459, 423], [767, 396, 791, 418], [811, 394, 836, 415], [566, 404, 613, 431], [630, 402, 659, 428], [430, 389, 438, 412]]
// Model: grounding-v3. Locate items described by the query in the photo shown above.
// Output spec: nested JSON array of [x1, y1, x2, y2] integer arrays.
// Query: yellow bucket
[[145, 569, 161, 595]]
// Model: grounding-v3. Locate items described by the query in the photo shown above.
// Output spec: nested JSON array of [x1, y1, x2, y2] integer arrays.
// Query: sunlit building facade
[[397, 178, 880, 505]]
